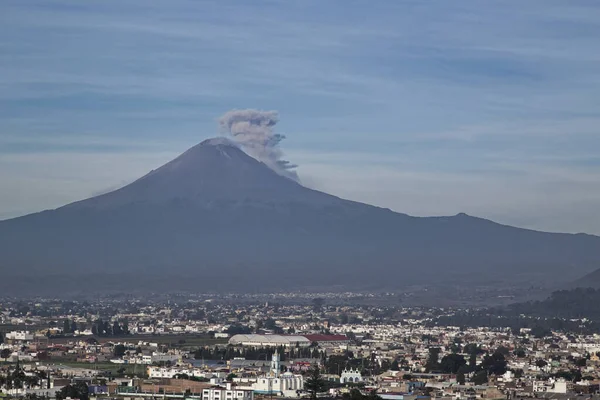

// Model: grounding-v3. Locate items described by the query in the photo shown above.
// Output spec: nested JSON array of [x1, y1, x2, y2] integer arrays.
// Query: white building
[[340, 368, 363, 384], [533, 379, 568, 394], [202, 383, 254, 400], [251, 352, 304, 397], [229, 334, 310, 348], [147, 366, 214, 379], [5, 331, 34, 341]]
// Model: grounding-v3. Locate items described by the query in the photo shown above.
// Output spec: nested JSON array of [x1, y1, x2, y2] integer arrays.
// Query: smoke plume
[[218, 109, 299, 181]]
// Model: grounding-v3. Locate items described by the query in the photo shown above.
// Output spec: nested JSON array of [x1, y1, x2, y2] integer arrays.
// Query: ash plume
[[218, 109, 299, 181]]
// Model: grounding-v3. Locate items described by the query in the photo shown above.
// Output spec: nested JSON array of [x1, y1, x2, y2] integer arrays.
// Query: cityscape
[[2, 290, 600, 399], [2, 1, 600, 400]]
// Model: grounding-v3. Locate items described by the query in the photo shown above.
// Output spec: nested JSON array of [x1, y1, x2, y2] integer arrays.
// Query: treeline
[[90, 318, 130, 336], [504, 288, 600, 320], [429, 306, 600, 335], [424, 345, 508, 385], [194, 345, 323, 361], [0, 367, 46, 390]]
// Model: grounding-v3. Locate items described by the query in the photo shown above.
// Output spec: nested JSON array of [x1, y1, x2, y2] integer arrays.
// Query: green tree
[[113, 321, 122, 336], [226, 373, 237, 382], [425, 348, 441, 372], [439, 353, 466, 374], [481, 352, 507, 376], [56, 382, 89, 400], [514, 348, 526, 358], [472, 370, 488, 385], [390, 359, 400, 371], [63, 320, 71, 334], [1, 348, 10, 361], [113, 344, 126, 357], [305, 365, 325, 400], [456, 370, 466, 385]]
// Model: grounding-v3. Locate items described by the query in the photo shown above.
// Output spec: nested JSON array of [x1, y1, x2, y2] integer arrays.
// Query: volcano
[[1, 138, 599, 295]]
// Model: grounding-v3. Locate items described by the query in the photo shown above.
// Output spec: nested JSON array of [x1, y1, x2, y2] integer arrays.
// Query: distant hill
[[505, 287, 600, 320], [428, 287, 600, 334], [570, 268, 600, 289], [1, 138, 600, 295]]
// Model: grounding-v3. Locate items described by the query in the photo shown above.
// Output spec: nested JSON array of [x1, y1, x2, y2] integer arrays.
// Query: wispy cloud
[[1, 0, 600, 233]]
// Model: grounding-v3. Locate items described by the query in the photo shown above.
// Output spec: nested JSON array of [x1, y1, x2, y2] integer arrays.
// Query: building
[[202, 383, 254, 400], [228, 334, 311, 348], [228, 334, 349, 348], [340, 368, 363, 384], [533, 379, 568, 394], [302, 335, 350, 346], [5, 331, 34, 342], [251, 351, 304, 397]]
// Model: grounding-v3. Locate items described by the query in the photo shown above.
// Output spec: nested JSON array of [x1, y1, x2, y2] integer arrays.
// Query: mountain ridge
[[0, 138, 599, 295]]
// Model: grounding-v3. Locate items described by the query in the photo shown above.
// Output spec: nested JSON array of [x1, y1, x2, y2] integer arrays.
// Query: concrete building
[[202, 383, 254, 400], [228, 334, 310, 348], [340, 368, 363, 384], [533, 379, 568, 394], [5, 331, 34, 341]]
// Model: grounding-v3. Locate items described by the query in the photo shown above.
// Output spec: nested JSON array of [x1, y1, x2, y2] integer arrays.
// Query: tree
[[481, 352, 507, 376], [390, 359, 400, 371], [464, 344, 484, 355], [1, 348, 10, 361], [56, 382, 89, 400], [311, 298, 325, 312], [439, 353, 466, 374], [226, 373, 237, 382], [71, 320, 78, 334], [472, 370, 488, 385], [468, 352, 477, 370], [0, 332, 4, 344], [113, 321, 122, 336], [514, 348, 526, 358], [113, 344, 126, 358], [531, 326, 552, 339], [425, 348, 441, 372], [305, 365, 325, 400], [225, 324, 252, 335], [456, 370, 466, 385], [63, 320, 71, 334], [512, 369, 523, 379]]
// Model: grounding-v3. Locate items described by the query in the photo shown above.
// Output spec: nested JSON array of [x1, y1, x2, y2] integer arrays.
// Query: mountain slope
[[569, 268, 600, 289], [1, 138, 599, 294]]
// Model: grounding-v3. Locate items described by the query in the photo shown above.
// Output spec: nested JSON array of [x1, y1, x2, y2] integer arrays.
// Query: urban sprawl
[[0, 293, 598, 400]]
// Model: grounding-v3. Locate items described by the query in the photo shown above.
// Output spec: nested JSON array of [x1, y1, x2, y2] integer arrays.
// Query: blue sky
[[1, 0, 600, 234]]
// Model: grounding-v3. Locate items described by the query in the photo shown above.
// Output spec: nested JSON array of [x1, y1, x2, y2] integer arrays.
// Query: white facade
[[203, 384, 254, 400], [5, 331, 34, 341], [147, 366, 213, 379], [340, 368, 363, 384], [228, 334, 310, 348], [251, 352, 303, 397], [151, 353, 181, 363], [533, 379, 568, 394]]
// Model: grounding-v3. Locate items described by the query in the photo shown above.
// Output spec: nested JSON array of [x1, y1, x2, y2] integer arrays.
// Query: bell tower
[[270, 350, 281, 378]]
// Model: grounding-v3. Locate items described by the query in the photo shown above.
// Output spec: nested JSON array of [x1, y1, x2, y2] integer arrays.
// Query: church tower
[[270, 350, 281, 378]]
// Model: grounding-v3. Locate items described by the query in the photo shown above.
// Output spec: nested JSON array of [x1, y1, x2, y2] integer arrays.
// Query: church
[[251, 351, 304, 397], [340, 368, 363, 384]]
